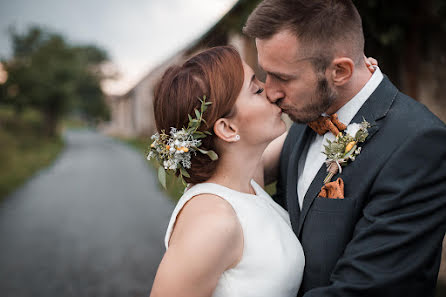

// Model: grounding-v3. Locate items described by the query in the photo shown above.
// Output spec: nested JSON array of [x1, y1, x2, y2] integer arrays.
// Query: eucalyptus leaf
[[193, 134, 206, 139], [196, 148, 218, 161], [180, 167, 190, 178], [207, 150, 218, 160], [158, 166, 167, 189], [195, 109, 200, 119]]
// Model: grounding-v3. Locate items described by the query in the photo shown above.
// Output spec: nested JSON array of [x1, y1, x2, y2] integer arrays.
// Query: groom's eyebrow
[[268, 71, 295, 80], [249, 74, 256, 87], [258, 65, 295, 80]]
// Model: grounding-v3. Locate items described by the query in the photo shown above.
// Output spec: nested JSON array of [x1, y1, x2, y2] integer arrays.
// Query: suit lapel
[[296, 76, 398, 237], [286, 125, 313, 234]]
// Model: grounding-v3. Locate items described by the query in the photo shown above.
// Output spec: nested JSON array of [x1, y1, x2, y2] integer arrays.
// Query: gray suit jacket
[[274, 77, 446, 297]]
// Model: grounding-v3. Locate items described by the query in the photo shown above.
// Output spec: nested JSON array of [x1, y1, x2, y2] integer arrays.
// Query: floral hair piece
[[147, 96, 218, 188]]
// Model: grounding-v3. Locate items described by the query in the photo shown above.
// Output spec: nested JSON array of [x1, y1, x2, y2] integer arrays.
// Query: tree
[[0, 26, 110, 136]]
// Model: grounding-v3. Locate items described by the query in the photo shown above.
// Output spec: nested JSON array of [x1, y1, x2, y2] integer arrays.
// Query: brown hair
[[243, 0, 364, 70], [153, 46, 244, 184]]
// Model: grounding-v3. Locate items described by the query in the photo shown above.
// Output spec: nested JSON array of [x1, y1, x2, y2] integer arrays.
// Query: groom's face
[[256, 30, 337, 123]]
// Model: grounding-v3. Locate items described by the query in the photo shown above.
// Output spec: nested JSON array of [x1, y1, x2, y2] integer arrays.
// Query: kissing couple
[[149, 0, 446, 296]]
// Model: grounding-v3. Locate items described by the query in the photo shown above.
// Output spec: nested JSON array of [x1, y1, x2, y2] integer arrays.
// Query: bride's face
[[231, 61, 286, 145]]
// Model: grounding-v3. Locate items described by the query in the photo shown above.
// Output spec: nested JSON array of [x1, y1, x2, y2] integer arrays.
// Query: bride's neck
[[205, 144, 265, 195]]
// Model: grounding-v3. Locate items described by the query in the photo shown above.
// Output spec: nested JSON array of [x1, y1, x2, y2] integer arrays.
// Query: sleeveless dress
[[164, 179, 305, 297]]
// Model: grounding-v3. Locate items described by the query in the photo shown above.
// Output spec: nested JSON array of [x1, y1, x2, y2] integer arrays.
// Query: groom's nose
[[265, 80, 285, 104]]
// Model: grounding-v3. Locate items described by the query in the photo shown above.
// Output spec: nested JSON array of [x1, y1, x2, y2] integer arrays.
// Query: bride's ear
[[213, 118, 238, 143]]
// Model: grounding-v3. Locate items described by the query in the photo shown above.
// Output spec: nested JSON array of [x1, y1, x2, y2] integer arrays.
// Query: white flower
[[345, 123, 361, 138]]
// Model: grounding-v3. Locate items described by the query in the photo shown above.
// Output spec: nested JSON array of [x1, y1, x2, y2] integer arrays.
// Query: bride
[[148, 46, 375, 297]]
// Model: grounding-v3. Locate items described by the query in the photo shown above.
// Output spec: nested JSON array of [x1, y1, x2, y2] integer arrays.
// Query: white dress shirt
[[297, 67, 384, 209]]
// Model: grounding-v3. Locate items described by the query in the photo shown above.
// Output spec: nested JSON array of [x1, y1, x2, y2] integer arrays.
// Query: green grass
[[0, 106, 64, 202], [119, 136, 277, 202], [61, 117, 89, 130]]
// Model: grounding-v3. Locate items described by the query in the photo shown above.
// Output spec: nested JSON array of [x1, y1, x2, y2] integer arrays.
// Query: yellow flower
[[345, 141, 357, 153]]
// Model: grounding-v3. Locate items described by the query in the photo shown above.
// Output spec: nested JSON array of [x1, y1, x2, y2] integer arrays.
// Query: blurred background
[[0, 0, 445, 296]]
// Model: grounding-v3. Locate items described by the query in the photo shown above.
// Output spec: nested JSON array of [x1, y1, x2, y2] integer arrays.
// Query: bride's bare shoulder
[[167, 193, 243, 273], [169, 193, 242, 249]]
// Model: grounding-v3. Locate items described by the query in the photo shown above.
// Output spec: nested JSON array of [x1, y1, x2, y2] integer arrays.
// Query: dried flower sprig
[[322, 118, 371, 184], [147, 96, 218, 188]]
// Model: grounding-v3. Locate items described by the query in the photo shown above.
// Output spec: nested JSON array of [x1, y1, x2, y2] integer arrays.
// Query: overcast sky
[[0, 0, 238, 95]]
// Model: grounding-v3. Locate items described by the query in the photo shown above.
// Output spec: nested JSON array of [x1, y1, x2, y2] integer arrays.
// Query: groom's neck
[[326, 64, 373, 115]]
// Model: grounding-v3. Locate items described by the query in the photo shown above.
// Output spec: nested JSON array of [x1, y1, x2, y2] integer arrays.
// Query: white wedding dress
[[164, 179, 305, 297]]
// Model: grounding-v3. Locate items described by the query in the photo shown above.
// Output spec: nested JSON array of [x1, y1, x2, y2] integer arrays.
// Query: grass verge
[[0, 106, 64, 202]]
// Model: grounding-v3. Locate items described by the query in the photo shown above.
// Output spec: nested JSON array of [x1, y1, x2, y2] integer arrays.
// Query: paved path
[[0, 129, 175, 297]]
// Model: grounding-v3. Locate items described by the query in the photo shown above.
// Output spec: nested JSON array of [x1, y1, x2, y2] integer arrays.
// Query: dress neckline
[[189, 179, 262, 198]]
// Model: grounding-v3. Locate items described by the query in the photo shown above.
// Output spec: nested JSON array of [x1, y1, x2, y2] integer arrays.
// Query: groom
[[244, 0, 446, 296]]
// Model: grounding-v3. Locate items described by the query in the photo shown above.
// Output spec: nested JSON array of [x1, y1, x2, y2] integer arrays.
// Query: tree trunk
[[44, 110, 59, 138]]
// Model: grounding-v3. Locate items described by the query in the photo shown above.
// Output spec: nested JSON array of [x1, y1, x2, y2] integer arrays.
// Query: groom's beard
[[288, 76, 337, 124]]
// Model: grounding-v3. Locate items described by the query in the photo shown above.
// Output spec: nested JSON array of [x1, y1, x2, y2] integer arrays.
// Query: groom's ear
[[213, 118, 238, 143], [329, 57, 354, 86]]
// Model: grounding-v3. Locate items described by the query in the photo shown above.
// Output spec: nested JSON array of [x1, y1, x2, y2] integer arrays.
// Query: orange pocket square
[[318, 177, 344, 199]]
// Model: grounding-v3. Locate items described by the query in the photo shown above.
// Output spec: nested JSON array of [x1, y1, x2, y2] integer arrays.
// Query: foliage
[[0, 106, 64, 202], [148, 96, 217, 188], [0, 26, 110, 136], [354, 0, 446, 93], [322, 119, 370, 184]]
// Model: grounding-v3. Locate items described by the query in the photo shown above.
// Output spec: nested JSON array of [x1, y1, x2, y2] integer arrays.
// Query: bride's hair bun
[[153, 46, 244, 184]]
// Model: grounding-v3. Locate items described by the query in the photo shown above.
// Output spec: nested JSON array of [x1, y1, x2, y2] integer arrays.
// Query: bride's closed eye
[[255, 87, 264, 95]]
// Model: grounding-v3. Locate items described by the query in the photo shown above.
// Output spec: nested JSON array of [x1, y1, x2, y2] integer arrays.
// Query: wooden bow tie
[[307, 113, 347, 136]]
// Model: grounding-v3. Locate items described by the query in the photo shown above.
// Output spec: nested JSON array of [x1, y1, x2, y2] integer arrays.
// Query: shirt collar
[[328, 66, 383, 126]]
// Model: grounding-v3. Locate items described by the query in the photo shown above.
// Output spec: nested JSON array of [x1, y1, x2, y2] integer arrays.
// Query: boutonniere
[[322, 118, 371, 184]]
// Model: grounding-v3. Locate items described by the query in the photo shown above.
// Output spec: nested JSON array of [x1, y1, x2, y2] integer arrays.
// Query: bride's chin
[[269, 123, 287, 141]]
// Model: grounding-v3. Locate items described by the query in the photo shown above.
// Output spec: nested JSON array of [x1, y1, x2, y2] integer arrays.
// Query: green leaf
[[158, 166, 167, 189], [204, 131, 212, 135], [193, 133, 206, 139], [207, 150, 218, 160], [195, 109, 200, 119], [197, 148, 219, 161], [180, 167, 190, 178], [181, 176, 187, 187], [188, 114, 193, 122]]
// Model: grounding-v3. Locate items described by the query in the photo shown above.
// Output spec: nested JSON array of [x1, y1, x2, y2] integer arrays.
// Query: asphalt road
[[0, 129, 174, 297]]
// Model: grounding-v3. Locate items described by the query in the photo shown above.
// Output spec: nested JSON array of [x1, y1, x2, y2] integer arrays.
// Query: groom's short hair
[[243, 0, 365, 71]]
